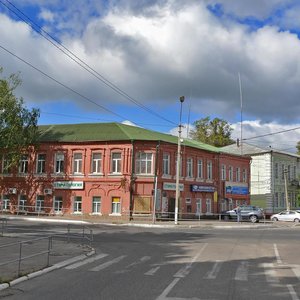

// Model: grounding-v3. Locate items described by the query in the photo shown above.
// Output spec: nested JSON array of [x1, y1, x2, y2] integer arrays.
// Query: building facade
[[222, 143, 300, 215], [0, 123, 250, 220]]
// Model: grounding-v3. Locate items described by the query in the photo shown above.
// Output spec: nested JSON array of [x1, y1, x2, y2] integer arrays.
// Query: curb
[[0, 249, 95, 292], [4, 215, 89, 224]]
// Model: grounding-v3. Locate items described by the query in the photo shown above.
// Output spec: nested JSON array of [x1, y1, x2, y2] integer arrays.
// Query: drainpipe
[[130, 140, 135, 220], [153, 141, 160, 224]]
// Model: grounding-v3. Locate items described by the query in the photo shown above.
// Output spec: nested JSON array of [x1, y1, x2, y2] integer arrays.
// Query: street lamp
[[175, 96, 184, 225]]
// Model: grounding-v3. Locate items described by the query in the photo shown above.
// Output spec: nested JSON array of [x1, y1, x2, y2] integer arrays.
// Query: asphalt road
[[1, 220, 300, 300]]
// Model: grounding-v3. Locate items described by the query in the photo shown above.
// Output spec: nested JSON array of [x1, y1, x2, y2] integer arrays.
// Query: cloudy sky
[[1, 0, 300, 152]]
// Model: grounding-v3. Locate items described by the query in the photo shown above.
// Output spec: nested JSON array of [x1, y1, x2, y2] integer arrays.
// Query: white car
[[271, 210, 300, 222]]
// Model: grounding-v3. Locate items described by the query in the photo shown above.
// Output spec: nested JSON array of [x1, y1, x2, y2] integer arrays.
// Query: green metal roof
[[38, 122, 221, 153]]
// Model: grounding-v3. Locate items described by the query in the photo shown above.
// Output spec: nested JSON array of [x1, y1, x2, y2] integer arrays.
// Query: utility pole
[[175, 96, 184, 225], [284, 168, 290, 211]]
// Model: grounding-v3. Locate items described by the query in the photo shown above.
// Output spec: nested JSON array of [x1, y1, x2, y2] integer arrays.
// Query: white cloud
[[231, 120, 300, 153], [1, 1, 300, 130], [38, 9, 55, 22]]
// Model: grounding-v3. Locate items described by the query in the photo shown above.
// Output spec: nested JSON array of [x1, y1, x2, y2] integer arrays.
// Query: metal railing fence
[[66, 224, 93, 249], [0, 236, 52, 277]]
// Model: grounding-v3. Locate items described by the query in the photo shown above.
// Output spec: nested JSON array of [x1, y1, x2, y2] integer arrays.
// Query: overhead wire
[[243, 125, 300, 141], [41, 111, 175, 127], [0, 0, 176, 126], [0, 44, 127, 120]]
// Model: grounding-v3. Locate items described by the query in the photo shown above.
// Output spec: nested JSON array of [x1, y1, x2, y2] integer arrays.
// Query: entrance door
[[196, 198, 202, 216], [168, 197, 175, 219]]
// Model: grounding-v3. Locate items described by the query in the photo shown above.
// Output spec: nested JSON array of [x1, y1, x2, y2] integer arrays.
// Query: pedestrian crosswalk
[[63, 250, 300, 287]]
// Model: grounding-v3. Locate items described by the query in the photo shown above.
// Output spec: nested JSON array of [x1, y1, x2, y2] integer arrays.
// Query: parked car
[[221, 205, 264, 223], [270, 210, 300, 222]]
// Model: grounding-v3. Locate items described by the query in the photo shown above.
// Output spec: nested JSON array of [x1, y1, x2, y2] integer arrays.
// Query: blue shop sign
[[191, 185, 215, 192], [225, 186, 249, 195]]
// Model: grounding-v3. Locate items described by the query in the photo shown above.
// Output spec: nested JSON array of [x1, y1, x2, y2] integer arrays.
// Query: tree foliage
[[297, 142, 300, 156], [190, 116, 235, 147], [0, 67, 40, 167]]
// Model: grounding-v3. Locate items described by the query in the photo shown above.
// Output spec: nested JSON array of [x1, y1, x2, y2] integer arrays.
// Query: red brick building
[[0, 123, 250, 220]]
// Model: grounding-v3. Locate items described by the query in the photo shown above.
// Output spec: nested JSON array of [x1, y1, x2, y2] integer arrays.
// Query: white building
[[222, 143, 300, 215]]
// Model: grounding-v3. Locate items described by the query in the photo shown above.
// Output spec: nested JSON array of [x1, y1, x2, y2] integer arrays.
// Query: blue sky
[[1, 0, 300, 152]]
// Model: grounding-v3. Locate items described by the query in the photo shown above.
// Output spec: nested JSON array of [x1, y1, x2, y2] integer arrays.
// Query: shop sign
[[190, 185, 215, 192], [225, 185, 248, 195], [163, 182, 184, 191], [54, 181, 84, 190]]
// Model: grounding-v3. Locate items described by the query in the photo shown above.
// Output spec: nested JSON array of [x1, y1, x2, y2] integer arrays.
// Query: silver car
[[222, 205, 264, 223], [271, 210, 300, 222]]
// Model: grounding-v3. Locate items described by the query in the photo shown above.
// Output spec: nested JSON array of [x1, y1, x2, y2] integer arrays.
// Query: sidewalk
[[0, 217, 94, 290]]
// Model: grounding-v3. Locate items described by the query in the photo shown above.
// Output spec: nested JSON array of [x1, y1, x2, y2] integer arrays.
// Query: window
[[196, 199, 202, 216], [111, 152, 122, 174], [207, 161, 213, 180], [206, 198, 212, 213], [2, 156, 11, 174], [135, 152, 153, 175], [1, 195, 10, 211], [73, 153, 83, 174], [91, 153, 102, 174], [54, 196, 63, 213], [55, 153, 64, 173], [92, 196, 101, 214], [74, 196, 82, 213], [163, 153, 170, 175], [281, 164, 285, 180], [197, 159, 203, 178], [19, 155, 29, 174], [175, 156, 182, 177], [221, 164, 226, 180], [293, 166, 297, 180], [280, 193, 285, 208], [186, 158, 193, 178], [112, 197, 121, 214], [229, 166, 233, 181], [274, 193, 279, 208], [36, 195, 44, 212], [236, 168, 241, 182], [242, 169, 247, 182], [19, 195, 27, 211], [274, 163, 278, 179], [288, 165, 291, 181], [36, 154, 46, 174]]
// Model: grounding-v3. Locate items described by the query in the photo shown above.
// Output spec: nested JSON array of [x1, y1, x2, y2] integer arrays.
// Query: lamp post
[[175, 96, 185, 225]]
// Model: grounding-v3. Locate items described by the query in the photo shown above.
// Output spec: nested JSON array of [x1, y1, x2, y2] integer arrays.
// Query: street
[[1, 220, 300, 299]]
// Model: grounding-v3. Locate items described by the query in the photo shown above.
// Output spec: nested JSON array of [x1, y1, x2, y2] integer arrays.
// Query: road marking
[[174, 243, 208, 278], [287, 284, 299, 300], [289, 265, 300, 280], [156, 278, 181, 300], [126, 256, 151, 268], [262, 263, 279, 283], [65, 253, 108, 270], [145, 266, 161, 276], [204, 260, 222, 279], [235, 261, 248, 281], [115, 256, 151, 274], [155, 244, 207, 300], [90, 255, 126, 272], [273, 244, 282, 264]]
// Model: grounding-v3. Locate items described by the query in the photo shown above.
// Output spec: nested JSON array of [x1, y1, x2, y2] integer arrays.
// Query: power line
[[243, 126, 300, 141], [0, 43, 127, 120], [41, 111, 175, 127], [0, 0, 176, 126]]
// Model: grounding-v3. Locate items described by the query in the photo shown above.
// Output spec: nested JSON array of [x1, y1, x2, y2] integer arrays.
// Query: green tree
[[0, 67, 40, 168], [190, 116, 235, 147], [297, 142, 300, 155]]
